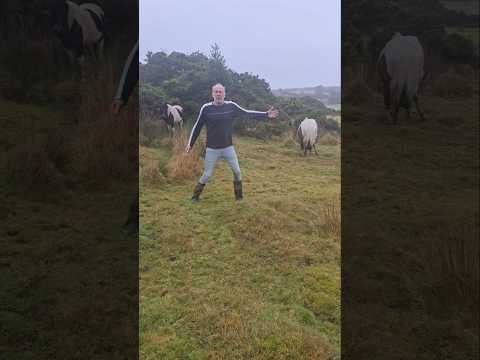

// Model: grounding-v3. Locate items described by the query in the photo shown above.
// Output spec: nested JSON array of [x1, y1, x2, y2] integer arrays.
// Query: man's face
[[212, 85, 225, 104]]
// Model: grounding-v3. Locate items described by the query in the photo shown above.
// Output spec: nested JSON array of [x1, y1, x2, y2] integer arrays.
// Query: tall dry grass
[[425, 215, 479, 327], [186, 291, 336, 359], [319, 132, 341, 146], [68, 113, 137, 181], [165, 129, 203, 182], [6, 141, 65, 191], [283, 127, 298, 146], [140, 159, 165, 186], [319, 196, 341, 239], [2, 42, 139, 187], [63, 51, 139, 182]]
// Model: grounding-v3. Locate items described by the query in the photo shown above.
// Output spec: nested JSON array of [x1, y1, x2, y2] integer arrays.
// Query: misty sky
[[140, 0, 340, 89]]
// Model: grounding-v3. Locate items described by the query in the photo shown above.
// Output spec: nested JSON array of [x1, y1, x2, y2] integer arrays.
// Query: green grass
[[342, 85, 479, 358], [1, 97, 138, 359], [140, 136, 340, 359]]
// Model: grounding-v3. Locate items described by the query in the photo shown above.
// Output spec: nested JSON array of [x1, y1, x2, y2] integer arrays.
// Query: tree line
[[140, 44, 339, 146]]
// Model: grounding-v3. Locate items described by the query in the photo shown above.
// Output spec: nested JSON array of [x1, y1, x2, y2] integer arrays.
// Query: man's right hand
[[111, 99, 124, 116]]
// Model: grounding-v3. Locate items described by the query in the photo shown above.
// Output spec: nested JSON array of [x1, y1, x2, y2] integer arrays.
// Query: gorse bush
[[235, 120, 290, 140], [139, 116, 168, 148], [442, 32, 477, 62]]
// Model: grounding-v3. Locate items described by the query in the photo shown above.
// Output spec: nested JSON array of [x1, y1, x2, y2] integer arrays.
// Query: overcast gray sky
[[140, 0, 340, 89]]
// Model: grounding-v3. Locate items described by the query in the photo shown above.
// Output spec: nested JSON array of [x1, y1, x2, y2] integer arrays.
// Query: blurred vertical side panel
[[341, 0, 478, 359], [1, 0, 139, 358]]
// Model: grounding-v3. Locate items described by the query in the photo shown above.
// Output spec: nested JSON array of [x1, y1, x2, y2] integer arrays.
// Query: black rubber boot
[[234, 180, 243, 200], [191, 182, 205, 202]]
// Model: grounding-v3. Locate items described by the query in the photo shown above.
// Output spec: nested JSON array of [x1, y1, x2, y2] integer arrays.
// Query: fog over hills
[[272, 85, 341, 106]]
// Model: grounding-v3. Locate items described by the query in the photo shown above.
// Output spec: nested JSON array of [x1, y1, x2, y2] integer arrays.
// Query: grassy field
[[342, 70, 479, 358], [1, 93, 139, 358], [139, 133, 340, 359]]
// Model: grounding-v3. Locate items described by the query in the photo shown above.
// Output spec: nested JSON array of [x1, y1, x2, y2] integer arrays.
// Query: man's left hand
[[266, 106, 279, 119]]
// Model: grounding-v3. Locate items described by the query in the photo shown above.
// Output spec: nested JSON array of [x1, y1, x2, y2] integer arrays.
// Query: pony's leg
[[413, 95, 426, 121]]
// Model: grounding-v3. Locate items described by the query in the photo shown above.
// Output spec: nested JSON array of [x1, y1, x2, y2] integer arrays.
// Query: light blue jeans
[[199, 146, 241, 184]]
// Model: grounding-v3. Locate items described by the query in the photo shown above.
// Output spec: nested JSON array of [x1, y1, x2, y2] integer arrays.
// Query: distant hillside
[[273, 85, 341, 105], [441, 1, 479, 15]]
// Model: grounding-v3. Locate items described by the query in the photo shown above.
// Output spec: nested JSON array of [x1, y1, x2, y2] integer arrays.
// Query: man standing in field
[[185, 83, 279, 202]]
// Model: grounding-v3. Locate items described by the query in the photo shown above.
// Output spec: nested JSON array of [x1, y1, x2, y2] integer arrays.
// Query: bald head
[[212, 83, 225, 91], [212, 83, 226, 105]]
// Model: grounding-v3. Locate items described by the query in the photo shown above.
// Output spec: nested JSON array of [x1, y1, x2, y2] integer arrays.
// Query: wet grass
[[140, 135, 340, 359], [342, 86, 479, 359]]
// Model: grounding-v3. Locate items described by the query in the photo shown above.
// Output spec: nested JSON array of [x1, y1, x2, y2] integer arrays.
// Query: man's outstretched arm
[[229, 101, 279, 120]]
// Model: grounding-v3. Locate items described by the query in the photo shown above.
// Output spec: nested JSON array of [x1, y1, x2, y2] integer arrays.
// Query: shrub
[[442, 33, 476, 62], [140, 118, 167, 147]]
